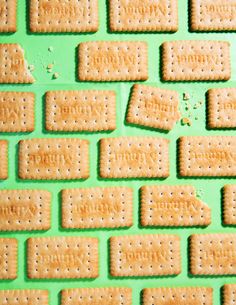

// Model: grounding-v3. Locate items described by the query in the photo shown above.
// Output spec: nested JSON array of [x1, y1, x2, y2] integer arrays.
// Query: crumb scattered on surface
[[183, 92, 190, 100], [181, 117, 192, 126], [48, 46, 53, 52], [28, 64, 35, 72], [52, 72, 59, 79], [47, 69, 53, 73], [47, 64, 54, 69]]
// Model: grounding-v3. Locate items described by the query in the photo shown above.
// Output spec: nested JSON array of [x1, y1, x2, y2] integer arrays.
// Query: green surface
[[0, 0, 236, 304]]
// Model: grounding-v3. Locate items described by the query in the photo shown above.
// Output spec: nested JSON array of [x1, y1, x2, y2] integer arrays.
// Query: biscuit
[[178, 136, 236, 177], [61, 288, 132, 305], [190, 233, 236, 275], [0, 0, 17, 32], [0, 140, 8, 180], [29, 0, 99, 32], [27, 236, 99, 279], [110, 234, 181, 277], [0, 238, 17, 279], [162, 40, 231, 81], [140, 185, 211, 227], [142, 287, 213, 305], [18, 138, 89, 180], [126, 84, 180, 131], [45, 90, 116, 132], [62, 187, 133, 229], [223, 284, 236, 305], [0, 92, 34, 132], [207, 88, 236, 129], [0, 290, 49, 305], [0, 190, 51, 231], [223, 185, 236, 225], [0, 44, 34, 83], [78, 41, 148, 81], [109, 0, 178, 32], [100, 137, 169, 178], [190, 0, 236, 31]]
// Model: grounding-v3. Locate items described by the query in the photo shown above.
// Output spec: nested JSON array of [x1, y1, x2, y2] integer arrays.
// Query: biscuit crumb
[[183, 92, 190, 100], [52, 72, 59, 79], [181, 117, 191, 126]]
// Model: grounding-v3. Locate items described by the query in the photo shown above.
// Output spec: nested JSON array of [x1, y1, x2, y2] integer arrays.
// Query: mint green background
[[0, 1, 236, 304]]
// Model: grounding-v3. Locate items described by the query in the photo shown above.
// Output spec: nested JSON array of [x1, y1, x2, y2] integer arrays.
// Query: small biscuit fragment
[[141, 185, 211, 227], [110, 234, 181, 277], [61, 288, 132, 305], [27, 236, 99, 279], [223, 284, 236, 305], [100, 137, 169, 179], [0, 44, 34, 84], [45, 90, 116, 132], [190, 233, 236, 275], [223, 185, 236, 225], [0, 290, 49, 305], [207, 88, 236, 129], [109, 0, 178, 32], [178, 136, 236, 177], [126, 84, 180, 131], [0, 238, 17, 279], [18, 138, 89, 180], [190, 0, 236, 32], [0, 92, 34, 132], [62, 187, 133, 229], [0, 190, 51, 231], [0, 0, 17, 32], [142, 287, 213, 305], [0, 140, 8, 180], [78, 41, 148, 81], [162, 40, 231, 81]]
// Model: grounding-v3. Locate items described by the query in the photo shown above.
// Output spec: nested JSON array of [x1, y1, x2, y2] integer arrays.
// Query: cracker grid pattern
[[0, 290, 49, 305], [0, 238, 17, 279], [0, 0, 17, 32], [0, 140, 8, 180], [223, 185, 236, 225], [223, 284, 236, 305]]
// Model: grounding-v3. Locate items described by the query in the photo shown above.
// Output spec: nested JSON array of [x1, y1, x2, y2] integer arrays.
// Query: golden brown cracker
[[162, 40, 231, 81], [78, 41, 148, 81], [0, 238, 17, 279], [140, 185, 211, 227], [18, 138, 89, 180], [223, 185, 236, 225], [223, 284, 236, 305], [126, 84, 180, 131], [27, 236, 99, 279], [110, 234, 181, 277], [62, 187, 133, 229], [45, 90, 116, 132], [99, 137, 169, 178], [0, 140, 8, 180], [0, 290, 49, 305], [0, 0, 17, 32]]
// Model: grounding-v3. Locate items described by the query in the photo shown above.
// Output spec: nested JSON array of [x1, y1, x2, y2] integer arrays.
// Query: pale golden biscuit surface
[[223, 185, 236, 225], [110, 234, 181, 277], [62, 187, 133, 229], [0, 290, 49, 305], [78, 41, 148, 81], [27, 236, 99, 279], [0, 140, 8, 180], [0, 0, 17, 32], [18, 138, 89, 180], [45, 90, 116, 132], [0, 238, 17, 279], [162, 40, 231, 81], [223, 284, 236, 305]]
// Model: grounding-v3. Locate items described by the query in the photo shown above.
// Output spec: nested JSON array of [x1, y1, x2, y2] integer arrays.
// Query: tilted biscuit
[[27, 236, 99, 279], [0, 190, 51, 231], [61, 288, 132, 305], [223, 185, 236, 225], [78, 41, 148, 81], [0, 92, 34, 132], [178, 136, 236, 177], [45, 90, 116, 132], [190, 233, 236, 275], [18, 138, 89, 180], [0, 140, 8, 180], [162, 40, 231, 81], [62, 187, 133, 229], [100, 137, 169, 178], [109, 0, 178, 32], [0, 290, 49, 305], [190, 0, 236, 32], [126, 84, 180, 131], [0, 0, 17, 32], [110, 234, 181, 277], [141, 185, 211, 227], [0, 238, 17, 279], [223, 284, 236, 305], [207, 88, 236, 129], [0, 44, 34, 83]]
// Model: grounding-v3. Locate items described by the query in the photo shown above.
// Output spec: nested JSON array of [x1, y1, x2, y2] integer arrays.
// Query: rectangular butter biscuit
[[0, 140, 8, 180], [223, 185, 236, 225], [179, 136, 236, 177], [27, 236, 99, 279], [62, 187, 133, 229], [190, 233, 236, 275], [0, 238, 17, 279], [100, 137, 169, 178], [45, 90, 116, 132], [223, 284, 236, 305], [162, 40, 231, 81], [18, 138, 89, 180], [110, 234, 181, 277], [0, 190, 51, 231], [78, 41, 148, 81], [0, 290, 49, 305], [0, 0, 17, 32]]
